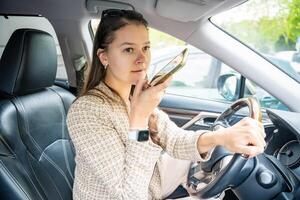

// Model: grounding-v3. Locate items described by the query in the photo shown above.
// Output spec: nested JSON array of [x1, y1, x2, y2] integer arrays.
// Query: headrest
[[0, 29, 57, 95]]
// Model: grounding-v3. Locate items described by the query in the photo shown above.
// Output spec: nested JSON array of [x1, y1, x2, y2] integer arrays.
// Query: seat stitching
[[0, 134, 45, 199], [11, 98, 73, 190], [48, 87, 75, 179], [39, 139, 68, 161], [0, 160, 31, 200], [27, 152, 64, 200], [11, 98, 45, 154], [8, 100, 46, 200]]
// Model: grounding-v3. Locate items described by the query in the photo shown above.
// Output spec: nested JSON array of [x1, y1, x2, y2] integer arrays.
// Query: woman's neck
[[104, 76, 131, 104]]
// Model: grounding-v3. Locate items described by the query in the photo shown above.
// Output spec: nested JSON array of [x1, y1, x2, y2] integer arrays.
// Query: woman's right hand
[[197, 117, 266, 158], [129, 77, 172, 129], [214, 117, 266, 157]]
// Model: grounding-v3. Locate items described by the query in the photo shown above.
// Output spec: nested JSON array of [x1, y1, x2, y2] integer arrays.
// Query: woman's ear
[[97, 48, 108, 66]]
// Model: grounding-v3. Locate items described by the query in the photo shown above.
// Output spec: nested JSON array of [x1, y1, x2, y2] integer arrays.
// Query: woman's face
[[99, 23, 151, 85]]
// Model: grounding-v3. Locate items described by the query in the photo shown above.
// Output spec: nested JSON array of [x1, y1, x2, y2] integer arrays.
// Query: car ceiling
[[0, 0, 244, 27]]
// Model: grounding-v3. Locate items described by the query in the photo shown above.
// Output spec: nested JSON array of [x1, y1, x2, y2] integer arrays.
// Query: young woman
[[67, 9, 266, 200]]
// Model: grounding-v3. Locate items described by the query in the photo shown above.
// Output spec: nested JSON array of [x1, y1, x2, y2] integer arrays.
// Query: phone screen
[[149, 48, 188, 86]]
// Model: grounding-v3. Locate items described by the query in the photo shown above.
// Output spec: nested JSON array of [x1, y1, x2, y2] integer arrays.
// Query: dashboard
[[264, 109, 300, 179]]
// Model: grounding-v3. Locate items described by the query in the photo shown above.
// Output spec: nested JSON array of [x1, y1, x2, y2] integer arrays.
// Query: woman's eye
[[124, 48, 134, 53], [143, 46, 150, 51]]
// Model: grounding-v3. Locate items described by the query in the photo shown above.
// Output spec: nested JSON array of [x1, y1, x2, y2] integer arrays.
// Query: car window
[[150, 30, 290, 110], [150, 50, 212, 86], [164, 50, 229, 102], [148, 41, 238, 103], [219, 62, 289, 110], [244, 80, 289, 111], [212, 0, 300, 83], [0, 16, 67, 80]]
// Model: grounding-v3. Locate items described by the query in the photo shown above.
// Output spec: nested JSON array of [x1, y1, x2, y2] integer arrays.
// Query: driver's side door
[[154, 44, 281, 200]]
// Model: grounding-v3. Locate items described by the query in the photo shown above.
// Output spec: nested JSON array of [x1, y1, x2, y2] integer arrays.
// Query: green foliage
[[215, 0, 299, 53], [222, 17, 287, 52], [287, 0, 300, 43]]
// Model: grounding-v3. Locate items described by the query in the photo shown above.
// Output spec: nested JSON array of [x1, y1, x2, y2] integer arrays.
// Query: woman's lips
[[131, 69, 144, 73]]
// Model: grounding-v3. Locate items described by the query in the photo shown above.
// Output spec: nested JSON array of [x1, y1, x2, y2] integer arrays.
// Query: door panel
[[159, 94, 271, 131], [160, 94, 237, 129]]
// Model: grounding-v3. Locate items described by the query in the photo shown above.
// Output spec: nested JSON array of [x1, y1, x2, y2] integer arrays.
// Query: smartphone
[[149, 48, 188, 86]]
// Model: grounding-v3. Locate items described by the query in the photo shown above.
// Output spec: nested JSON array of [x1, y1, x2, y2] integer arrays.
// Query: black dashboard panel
[[266, 109, 300, 177], [267, 109, 300, 140]]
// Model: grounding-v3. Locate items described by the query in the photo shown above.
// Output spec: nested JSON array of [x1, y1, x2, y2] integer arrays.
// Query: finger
[[153, 76, 173, 92], [236, 145, 263, 157], [132, 78, 147, 101], [239, 117, 253, 127], [142, 82, 150, 90], [157, 90, 165, 100], [251, 130, 266, 149], [241, 118, 265, 138], [257, 132, 266, 147], [258, 122, 266, 138], [238, 131, 262, 155], [248, 120, 266, 147], [245, 129, 265, 150], [163, 76, 173, 86], [239, 119, 266, 147]]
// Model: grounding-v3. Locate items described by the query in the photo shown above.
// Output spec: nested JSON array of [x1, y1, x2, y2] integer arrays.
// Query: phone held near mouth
[[149, 48, 188, 86], [130, 48, 188, 95]]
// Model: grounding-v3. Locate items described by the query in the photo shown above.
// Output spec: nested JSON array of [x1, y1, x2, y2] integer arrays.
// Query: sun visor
[[155, 0, 226, 22], [86, 0, 133, 14]]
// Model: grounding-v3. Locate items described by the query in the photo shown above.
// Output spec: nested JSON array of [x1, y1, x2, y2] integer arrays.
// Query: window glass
[[244, 80, 289, 110], [212, 0, 300, 83]]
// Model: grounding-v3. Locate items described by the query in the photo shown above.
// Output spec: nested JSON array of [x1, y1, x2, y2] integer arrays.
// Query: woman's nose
[[135, 51, 146, 64]]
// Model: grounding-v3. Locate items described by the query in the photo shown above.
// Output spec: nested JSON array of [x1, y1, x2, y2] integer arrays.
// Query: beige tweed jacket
[[66, 81, 212, 200]]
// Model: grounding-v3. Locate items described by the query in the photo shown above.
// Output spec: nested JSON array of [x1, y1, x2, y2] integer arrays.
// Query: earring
[[104, 64, 108, 69]]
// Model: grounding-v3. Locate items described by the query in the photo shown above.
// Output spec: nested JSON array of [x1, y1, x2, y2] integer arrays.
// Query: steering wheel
[[186, 97, 262, 199]]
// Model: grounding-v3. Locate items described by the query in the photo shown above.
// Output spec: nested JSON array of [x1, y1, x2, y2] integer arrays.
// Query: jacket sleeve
[[67, 99, 162, 200], [154, 108, 214, 162]]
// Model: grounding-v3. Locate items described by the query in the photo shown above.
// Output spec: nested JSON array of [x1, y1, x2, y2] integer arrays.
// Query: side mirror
[[217, 74, 239, 101], [217, 74, 257, 101]]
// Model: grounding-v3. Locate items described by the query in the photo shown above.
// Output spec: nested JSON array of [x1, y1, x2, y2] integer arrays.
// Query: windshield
[[211, 0, 300, 83]]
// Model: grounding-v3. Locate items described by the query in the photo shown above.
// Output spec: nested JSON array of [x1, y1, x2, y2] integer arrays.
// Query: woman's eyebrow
[[119, 41, 150, 47]]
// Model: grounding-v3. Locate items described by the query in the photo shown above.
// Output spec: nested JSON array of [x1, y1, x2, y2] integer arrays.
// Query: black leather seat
[[0, 29, 75, 199]]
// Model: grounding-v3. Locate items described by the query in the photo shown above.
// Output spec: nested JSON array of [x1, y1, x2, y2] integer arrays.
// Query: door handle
[[194, 118, 215, 127], [181, 112, 220, 129]]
